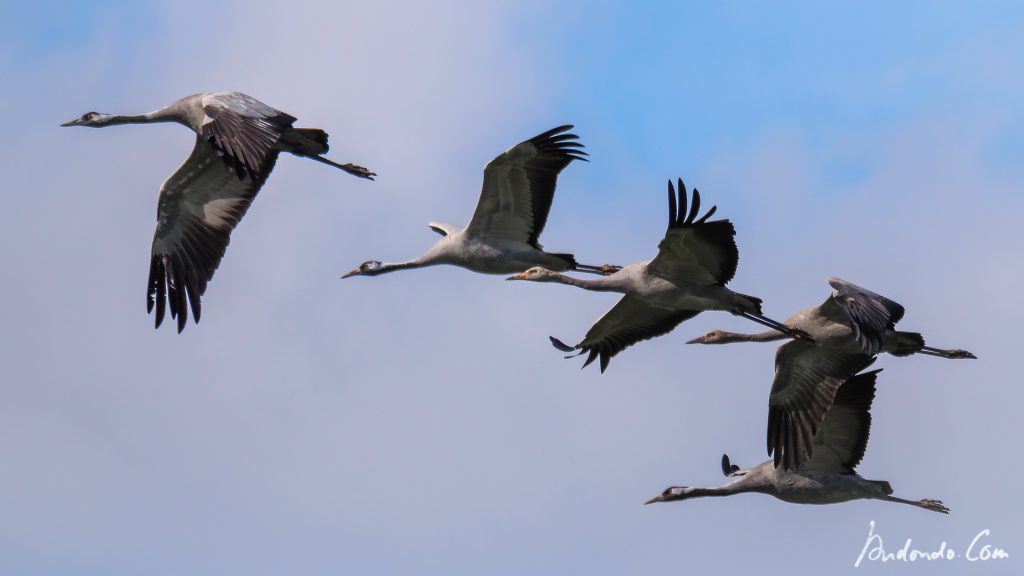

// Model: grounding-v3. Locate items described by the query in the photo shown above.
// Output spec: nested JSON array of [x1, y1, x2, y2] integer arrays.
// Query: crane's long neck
[[686, 486, 740, 498], [103, 107, 183, 127], [661, 481, 761, 503], [376, 253, 446, 275], [546, 273, 626, 293], [714, 330, 789, 344], [695, 473, 775, 499]]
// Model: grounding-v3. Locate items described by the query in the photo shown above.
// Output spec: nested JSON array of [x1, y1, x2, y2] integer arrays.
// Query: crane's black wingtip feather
[[663, 177, 722, 229], [547, 132, 580, 142], [549, 336, 576, 352], [534, 125, 575, 141], [667, 180, 677, 230]]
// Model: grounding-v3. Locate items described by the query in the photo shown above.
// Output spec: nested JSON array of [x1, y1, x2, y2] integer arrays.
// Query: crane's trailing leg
[[307, 155, 376, 180], [575, 263, 623, 276], [879, 496, 950, 514], [918, 346, 977, 359], [739, 311, 814, 342]]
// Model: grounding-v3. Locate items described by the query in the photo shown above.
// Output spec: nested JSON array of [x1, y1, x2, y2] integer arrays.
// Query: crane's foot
[[342, 163, 376, 180], [917, 499, 950, 514], [599, 264, 622, 276], [945, 348, 977, 360]]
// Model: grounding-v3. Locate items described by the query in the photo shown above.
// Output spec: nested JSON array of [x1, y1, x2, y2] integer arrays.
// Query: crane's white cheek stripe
[[202, 197, 245, 230]]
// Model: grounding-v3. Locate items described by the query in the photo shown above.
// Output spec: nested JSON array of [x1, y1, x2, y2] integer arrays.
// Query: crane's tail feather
[[888, 331, 925, 356], [732, 292, 764, 315], [549, 253, 578, 269], [294, 128, 329, 152], [869, 480, 894, 495]]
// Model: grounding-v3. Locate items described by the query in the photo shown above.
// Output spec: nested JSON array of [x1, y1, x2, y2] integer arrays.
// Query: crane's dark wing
[[800, 369, 880, 475], [766, 341, 875, 471], [647, 179, 738, 287], [148, 136, 279, 332], [201, 92, 296, 182], [552, 295, 700, 372], [466, 125, 587, 248], [827, 277, 906, 356]]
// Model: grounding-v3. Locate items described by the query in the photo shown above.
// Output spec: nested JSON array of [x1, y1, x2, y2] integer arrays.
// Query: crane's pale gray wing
[[766, 341, 875, 471], [556, 294, 700, 372], [800, 369, 880, 475], [466, 125, 587, 248], [148, 136, 279, 332], [827, 277, 906, 356], [648, 179, 738, 287], [201, 92, 296, 182]]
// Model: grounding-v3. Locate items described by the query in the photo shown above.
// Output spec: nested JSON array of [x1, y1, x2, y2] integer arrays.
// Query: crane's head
[[506, 267, 559, 282], [644, 486, 696, 505], [686, 329, 733, 345], [61, 111, 116, 127], [341, 260, 384, 279]]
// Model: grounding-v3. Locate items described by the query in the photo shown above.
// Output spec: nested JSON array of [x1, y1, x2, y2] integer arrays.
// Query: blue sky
[[1, 1, 1021, 574]]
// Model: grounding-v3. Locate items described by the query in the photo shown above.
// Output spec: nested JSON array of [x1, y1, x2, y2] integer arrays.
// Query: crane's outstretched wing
[[148, 136, 280, 332], [800, 369, 880, 475], [647, 179, 738, 287], [826, 277, 905, 356], [201, 92, 296, 181], [766, 341, 875, 471], [466, 125, 587, 248], [551, 295, 700, 372]]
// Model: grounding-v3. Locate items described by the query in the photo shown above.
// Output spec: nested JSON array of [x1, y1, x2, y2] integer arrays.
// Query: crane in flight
[[62, 91, 374, 332], [508, 179, 810, 372], [687, 277, 975, 470], [645, 369, 950, 514], [341, 125, 618, 280]]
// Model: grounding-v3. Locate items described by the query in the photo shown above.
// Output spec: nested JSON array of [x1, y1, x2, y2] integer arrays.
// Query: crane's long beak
[[686, 335, 708, 344], [340, 268, 361, 279], [643, 495, 664, 505], [506, 273, 527, 281], [60, 118, 83, 127]]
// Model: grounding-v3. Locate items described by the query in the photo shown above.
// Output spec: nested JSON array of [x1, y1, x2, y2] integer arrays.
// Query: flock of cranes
[[63, 91, 976, 514]]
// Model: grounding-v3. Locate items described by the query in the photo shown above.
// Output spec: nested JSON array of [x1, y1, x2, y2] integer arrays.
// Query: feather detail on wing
[[555, 294, 700, 372], [827, 277, 906, 355], [766, 341, 875, 471], [799, 369, 880, 475], [148, 136, 279, 332], [648, 179, 738, 287], [466, 125, 587, 248], [201, 92, 295, 181]]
